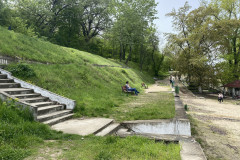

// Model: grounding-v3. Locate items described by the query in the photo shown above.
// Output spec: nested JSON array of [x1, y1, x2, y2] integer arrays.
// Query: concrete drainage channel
[[114, 92, 207, 160], [122, 119, 191, 136]]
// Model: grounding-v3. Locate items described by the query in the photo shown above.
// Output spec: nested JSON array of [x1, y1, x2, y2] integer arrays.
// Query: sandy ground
[[180, 85, 240, 160]]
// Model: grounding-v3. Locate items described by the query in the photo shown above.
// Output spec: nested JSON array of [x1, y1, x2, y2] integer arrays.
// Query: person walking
[[218, 93, 223, 103], [169, 75, 173, 85], [171, 76, 175, 88]]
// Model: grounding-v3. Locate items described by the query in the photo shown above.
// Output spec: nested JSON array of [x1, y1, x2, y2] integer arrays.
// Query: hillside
[[0, 27, 180, 160], [0, 27, 156, 118]]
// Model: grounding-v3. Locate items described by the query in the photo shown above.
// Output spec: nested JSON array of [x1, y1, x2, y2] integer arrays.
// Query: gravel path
[[179, 84, 240, 159]]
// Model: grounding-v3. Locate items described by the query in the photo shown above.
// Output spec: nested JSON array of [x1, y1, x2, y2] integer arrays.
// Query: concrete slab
[[180, 140, 207, 160], [96, 123, 120, 136], [51, 118, 113, 136]]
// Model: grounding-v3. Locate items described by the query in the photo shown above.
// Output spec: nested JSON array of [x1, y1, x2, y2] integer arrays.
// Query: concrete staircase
[[0, 72, 74, 125]]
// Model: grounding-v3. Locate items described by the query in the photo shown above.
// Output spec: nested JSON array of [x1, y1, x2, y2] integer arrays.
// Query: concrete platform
[[51, 118, 113, 136], [180, 139, 207, 160]]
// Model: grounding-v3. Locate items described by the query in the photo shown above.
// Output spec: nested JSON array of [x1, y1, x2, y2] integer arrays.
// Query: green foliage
[[175, 86, 179, 94], [95, 151, 113, 160], [0, 100, 81, 160], [7, 63, 36, 79], [184, 104, 188, 111], [9, 17, 36, 37]]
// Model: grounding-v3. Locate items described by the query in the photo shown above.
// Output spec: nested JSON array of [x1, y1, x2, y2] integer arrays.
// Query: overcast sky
[[154, 0, 203, 47]]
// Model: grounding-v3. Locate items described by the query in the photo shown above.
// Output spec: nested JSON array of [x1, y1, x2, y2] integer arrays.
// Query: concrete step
[[0, 83, 21, 88], [51, 118, 114, 136], [1, 88, 34, 95], [37, 110, 72, 122], [13, 93, 41, 99], [43, 113, 74, 126], [22, 97, 49, 103], [0, 74, 7, 79], [96, 123, 120, 136], [116, 128, 131, 136], [37, 105, 65, 115], [31, 101, 56, 107], [0, 79, 14, 83]]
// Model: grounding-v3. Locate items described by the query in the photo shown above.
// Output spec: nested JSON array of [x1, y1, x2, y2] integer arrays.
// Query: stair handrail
[[0, 68, 76, 110]]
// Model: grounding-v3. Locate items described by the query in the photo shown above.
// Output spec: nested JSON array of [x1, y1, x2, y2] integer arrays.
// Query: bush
[[0, 101, 77, 160], [175, 85, 179, 94], [7, 63, 36, 79]]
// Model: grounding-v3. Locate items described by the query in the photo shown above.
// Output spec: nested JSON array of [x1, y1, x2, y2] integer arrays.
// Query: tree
[[79, 0, 112, 43], [208, 0, 240, 80], [166, 2, 218, 92], [110, 0, 157, 65]]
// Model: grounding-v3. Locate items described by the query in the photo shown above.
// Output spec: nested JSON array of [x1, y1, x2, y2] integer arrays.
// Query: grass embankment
[[0, 26, 178, 159], [0, 102, 181, 160], [114, 92, 175, 121], [1, 26, 174, 120]]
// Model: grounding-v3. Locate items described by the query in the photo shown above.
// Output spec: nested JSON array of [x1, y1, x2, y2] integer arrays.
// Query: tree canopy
[[0, 0, 167, 76]]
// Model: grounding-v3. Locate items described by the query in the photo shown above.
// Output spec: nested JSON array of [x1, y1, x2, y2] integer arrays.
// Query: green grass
[[0, 26, 176, 120], [0, 27, 120, 66], [15, 63, 152, 118], [0, 25, 179, 160], [0, 102, 180, 160], [0, 100, 80, 160], [28, 136, 181, 160], [112, 92, 175, 121]]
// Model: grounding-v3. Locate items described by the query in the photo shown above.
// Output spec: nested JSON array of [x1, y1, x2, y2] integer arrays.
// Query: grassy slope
[[0, 102, 180, 160], [0, 27, 179, 159], [0, 26, 175, 120], [28, 63, 153, 118]]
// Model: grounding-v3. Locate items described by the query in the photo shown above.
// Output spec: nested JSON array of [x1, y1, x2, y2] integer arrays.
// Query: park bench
[[122, 86, 134, 95]]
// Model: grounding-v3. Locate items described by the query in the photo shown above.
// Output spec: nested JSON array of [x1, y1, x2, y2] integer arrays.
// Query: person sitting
[[141, 82, 148, 89], [126, 81, 140, 95]]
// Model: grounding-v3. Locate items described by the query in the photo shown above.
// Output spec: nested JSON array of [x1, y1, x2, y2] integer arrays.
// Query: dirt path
[[179, 83, 240, 160]]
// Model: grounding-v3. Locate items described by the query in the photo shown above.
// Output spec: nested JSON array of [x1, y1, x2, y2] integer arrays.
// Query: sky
[[154, 0, 203, 47]]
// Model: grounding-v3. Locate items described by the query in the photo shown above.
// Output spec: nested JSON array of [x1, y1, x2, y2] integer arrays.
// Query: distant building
[[223, 80, 240, 97]]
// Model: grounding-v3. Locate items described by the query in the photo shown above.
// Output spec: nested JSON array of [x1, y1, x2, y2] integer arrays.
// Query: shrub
[[7, 63, 36, 79], [175, 85, 179, 94]]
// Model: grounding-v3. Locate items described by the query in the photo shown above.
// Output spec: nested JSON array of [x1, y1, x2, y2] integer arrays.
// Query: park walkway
[[179, 82, 240, 159]]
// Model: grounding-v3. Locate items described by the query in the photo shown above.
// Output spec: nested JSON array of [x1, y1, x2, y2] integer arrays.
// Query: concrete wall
[[0, 68, 76, 110]]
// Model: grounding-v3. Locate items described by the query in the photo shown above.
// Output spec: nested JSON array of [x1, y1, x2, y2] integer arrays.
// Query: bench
[[122, 86, 134, 95]]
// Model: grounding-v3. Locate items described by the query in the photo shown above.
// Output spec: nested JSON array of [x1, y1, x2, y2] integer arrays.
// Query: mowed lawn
[[26, 136, 181, 160], [112, 92, 175, 121]]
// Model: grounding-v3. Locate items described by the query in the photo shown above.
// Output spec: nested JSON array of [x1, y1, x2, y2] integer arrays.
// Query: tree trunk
[[123, 45, 126, 60], [119, 43, 122, 62], [232, 37, 239, 79], [139, 44, 144, 71], [125, 45, 132, 65], [151, 47, 157, 76]]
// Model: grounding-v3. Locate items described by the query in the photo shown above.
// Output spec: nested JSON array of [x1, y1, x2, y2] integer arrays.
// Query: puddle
[[124, 119, 191, 136]]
